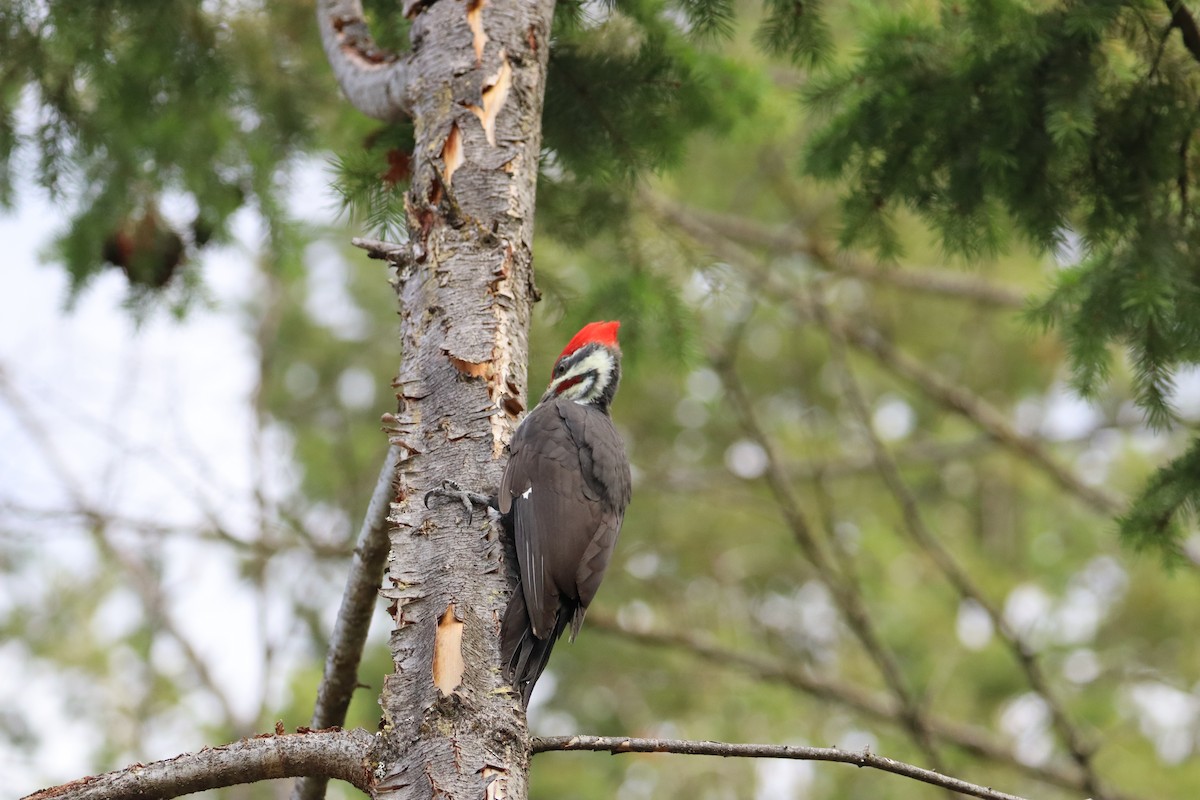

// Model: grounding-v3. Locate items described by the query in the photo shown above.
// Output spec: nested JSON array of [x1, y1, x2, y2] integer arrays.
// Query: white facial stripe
[[552, 348, 614, 403]]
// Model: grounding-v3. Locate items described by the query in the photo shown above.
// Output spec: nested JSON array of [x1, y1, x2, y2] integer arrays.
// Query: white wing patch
[[521, 486, 532, 499]]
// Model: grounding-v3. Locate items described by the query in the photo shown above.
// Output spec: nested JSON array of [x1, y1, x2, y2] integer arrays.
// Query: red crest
[[559, 320, 620, 360]]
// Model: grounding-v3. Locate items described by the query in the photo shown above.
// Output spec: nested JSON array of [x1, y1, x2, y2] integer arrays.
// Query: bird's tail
[[499, 587, 573, 708]]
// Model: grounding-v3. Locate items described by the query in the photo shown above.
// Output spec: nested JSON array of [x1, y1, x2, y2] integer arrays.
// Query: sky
[[0, 163, 390, 795]]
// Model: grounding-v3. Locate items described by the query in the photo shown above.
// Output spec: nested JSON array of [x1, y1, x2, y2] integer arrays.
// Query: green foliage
[[8, 2, 1200, 796], [330, 123, 415, 240], [1118, 437, 1200, 562], [673, 0, 736, 39], [804, 0, 1200, 556], [535, 0, 761, 246], [535, 174, 634, 246], [360, 0, 412, 53], [551, 0, 762, 182], [755, 0, 832, 67], [544, 30, 696, 184], [1031, 223, 1200, 429], [0, 0, 334, 296]]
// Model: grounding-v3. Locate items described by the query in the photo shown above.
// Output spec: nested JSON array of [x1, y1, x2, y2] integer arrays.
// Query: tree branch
[[316, 0, 412, 120], [717, 356, 950, 777], [23, 729, 375, 800], [353, 236, 411, 263], [292, 447, 401, 800], [645, 193, 1027, 309], [532, 735, 1029, 800], [813, 293, 1111, 798], [786, 291, 1123, 515], [588, 615, 1140, 799], [1166, 0, 1200, 66]]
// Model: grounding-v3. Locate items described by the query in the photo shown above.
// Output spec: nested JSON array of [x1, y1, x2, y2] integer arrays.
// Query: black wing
[[498, 398, 631, 702], [499, 399, 629, 634]]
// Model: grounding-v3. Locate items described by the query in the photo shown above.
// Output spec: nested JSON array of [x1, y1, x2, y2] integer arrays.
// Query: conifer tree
[[7, 1, 1200, 800], [803, 0, 1200, 557]]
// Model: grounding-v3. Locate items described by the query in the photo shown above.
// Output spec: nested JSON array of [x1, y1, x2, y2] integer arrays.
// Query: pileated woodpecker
[[497, 320, 632, 706]]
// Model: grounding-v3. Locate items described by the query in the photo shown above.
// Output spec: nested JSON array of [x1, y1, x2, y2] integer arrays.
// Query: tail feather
[[500, 587, 574, 707]]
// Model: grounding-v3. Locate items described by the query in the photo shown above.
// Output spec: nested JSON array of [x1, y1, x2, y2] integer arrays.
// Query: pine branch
[[1118, 436, 1200, 558], [291, 447, 401, 800], [23, 729, 375, 800], [532, 735, 1029, 800], [316, 0, 413, 121]]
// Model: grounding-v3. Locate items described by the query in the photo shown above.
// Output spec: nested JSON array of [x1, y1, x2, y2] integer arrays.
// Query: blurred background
[[3, 1, 1199, 799]]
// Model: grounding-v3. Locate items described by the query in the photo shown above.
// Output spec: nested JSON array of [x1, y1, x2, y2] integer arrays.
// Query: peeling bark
[[367, 0, 553, 798], [467, 55, 513, 146], [442, 124, 465, 187], [432, 603, 467, 695], [467, 0, 490, 64]]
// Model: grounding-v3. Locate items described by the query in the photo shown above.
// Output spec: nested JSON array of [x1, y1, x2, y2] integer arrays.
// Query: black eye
[[553, 362, 566, 377]]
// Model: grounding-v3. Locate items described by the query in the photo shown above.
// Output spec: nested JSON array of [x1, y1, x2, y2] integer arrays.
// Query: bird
[[497, 320, 632, 707]]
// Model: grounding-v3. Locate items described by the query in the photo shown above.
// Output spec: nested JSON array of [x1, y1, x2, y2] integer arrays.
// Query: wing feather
[[498, 397, 631, 695]]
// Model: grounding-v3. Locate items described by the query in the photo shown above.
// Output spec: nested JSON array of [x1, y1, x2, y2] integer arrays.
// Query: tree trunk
[[370, 1, 552, 798]]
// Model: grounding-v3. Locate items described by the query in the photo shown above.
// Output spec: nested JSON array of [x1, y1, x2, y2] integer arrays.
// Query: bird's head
[[539, 320, 622, 410]]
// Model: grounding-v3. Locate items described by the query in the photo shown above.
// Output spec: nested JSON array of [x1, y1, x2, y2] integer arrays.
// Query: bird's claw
[[424, 480, 492, 524]]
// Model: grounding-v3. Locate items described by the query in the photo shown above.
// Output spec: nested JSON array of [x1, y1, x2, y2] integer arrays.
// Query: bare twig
[[588, 616, 1138, 799], [292, 447, 401, 800], [532, 735, 1029, 800], [783, 290, 1122, 515], [646, 193, 1027, 308], [352, 237, 410, 263], [812, 294, 1111, 798], [715, 329, 951, 780], [23, 728, 375, 800]]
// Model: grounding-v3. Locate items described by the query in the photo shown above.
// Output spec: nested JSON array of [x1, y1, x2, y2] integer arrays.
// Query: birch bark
[[319, 0, 555, 798]]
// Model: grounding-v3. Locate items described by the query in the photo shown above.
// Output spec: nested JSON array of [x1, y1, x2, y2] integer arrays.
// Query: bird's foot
[[424, 480, 493, 523]]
